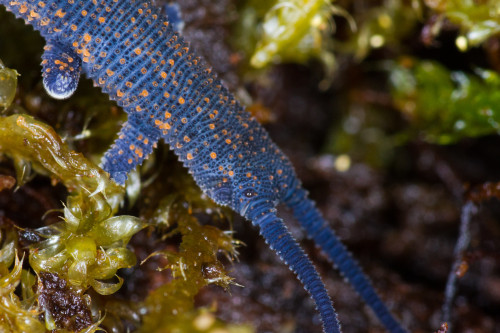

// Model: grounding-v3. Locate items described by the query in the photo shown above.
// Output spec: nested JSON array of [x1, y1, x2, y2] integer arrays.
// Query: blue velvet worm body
[[0, 1, 407, 332]]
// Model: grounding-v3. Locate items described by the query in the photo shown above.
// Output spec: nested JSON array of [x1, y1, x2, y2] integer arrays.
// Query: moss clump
[[0, 76, 250, 331], [0, 254, 45, 333], [0, 60, 17, 110], [120, 147, 249, 332], [139, 196, 246, 332], [0, 114, 144, 328], [425, 0, 500, 49], [236, 0, 337, 73], [389, 58, 500, 144], [0, 115, 139, 296]]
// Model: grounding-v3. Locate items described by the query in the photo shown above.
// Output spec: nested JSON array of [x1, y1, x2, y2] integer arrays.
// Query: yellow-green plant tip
[[44, 309, 57, 330], [0, 254, 44, 333], [29, 239, 67, 272], [90, 275, 124, 295], [78, 316, 106, 333], [89, 215, 145, 247], [63, 204, 83, 232], [21, 269, 36, 304], [0, 252, 22, 289], [68, 260, 90, 288], [92, 248, 136, 279], [66, 236, 98, 263], [0, 59, 18, 110], [0, 229, 17, 267]]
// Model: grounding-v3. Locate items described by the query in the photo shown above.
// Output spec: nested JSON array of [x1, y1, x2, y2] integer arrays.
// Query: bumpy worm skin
[[0, 1, 406, 332]]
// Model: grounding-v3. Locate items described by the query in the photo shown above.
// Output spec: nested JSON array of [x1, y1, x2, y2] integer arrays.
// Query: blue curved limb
[[41, 41, 81, 100], [254, 211, 341, 333], [284, 188, 407, 333], [101, 117, 160, 184]]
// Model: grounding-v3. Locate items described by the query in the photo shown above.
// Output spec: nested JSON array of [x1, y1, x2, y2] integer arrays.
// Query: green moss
[[329, 56, 500, 163], [235, 0, 337, 73], [0, 114, 124, 205], [425, 0, 500, 49], [0, 65, 250, 331], [0, 255, 45, 333], [0, 60, 18, 110], [129, 151, 250, 332], [139, 202, 243, 332], [345, 0, 420, 60], [389, 58, 500, 144], [0, 113, 145, 329]]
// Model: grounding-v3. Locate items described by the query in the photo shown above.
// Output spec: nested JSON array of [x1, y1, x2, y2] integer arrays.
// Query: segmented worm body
[[0, 1, 406, 332]]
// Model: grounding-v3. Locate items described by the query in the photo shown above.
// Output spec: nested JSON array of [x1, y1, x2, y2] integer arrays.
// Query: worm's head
[[205, 171, 281, 220], [201, 140, 294, 220]]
